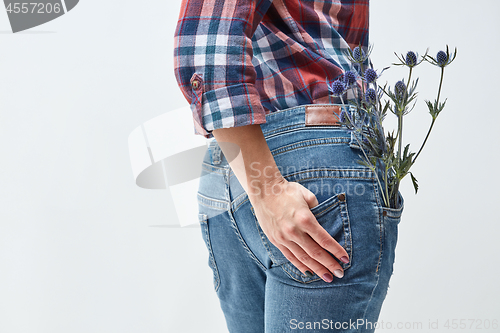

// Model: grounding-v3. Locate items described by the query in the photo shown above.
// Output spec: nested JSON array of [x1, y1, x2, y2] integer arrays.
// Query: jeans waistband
[[206, 104, 358, 165], [259, 104, 352, 137]]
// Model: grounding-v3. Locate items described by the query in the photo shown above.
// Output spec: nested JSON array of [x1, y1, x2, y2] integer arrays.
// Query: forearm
[[212, 124, 284, 198]]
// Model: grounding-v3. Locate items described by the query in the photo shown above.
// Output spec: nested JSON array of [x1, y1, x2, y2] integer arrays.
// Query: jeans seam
[[270, 137, 351, 156], [226, 170, 267, 272], [284, 168, 374, 182], [340, 198, 353, 270], [362, 270, 381, 321], [373, 176, 384, 274], [250, 205, 281, 267], [199, 214, 221, 292]]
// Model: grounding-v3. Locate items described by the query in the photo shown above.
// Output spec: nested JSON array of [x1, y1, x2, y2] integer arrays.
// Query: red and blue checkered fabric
[[174, 0, 369, 138]]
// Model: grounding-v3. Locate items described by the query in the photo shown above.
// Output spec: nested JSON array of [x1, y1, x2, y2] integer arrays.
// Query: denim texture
[[197, 104, 403, 333]]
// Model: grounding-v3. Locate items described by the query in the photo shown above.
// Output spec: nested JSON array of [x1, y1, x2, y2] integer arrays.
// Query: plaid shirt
[[174, 0, 369, 138]]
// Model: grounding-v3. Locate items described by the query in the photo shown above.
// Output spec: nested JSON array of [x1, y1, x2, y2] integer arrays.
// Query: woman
[[174, 0, 403, 332]]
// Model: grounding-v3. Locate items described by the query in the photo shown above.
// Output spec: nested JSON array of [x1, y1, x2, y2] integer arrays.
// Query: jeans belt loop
[[211, 141, 222, 165]]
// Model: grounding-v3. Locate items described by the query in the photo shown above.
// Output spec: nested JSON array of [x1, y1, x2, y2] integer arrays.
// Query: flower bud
[[343, 71, 357, 86], [339, 109, 351, 123], [364, 68, 377, 84], [405, 51, 417, 66], [365, 88, 377, 104], [394, 80, 407, 99], [329, 79, 346, 96], [353, 46, 366, 62], [436, 51, 448, 67]]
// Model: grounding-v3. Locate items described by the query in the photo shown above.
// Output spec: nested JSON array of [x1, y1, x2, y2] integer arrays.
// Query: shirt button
[[191, 79, 200, 90]]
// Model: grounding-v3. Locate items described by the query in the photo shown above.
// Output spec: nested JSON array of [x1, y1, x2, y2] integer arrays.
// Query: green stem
[[413, 118, 435, 164], [397, 110, 403, 166], [360, 62, 366, 99], [385, 163, 390, 208], [406, 67, 413, 90], [436, 67, 445, 106], [340, 95, 389, 207]]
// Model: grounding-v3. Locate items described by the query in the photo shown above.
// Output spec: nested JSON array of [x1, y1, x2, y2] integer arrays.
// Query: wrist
[[247, 174, 288, 201]]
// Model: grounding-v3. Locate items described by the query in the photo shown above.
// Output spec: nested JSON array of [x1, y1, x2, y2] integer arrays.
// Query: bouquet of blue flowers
[[329, 45, 457, 209]]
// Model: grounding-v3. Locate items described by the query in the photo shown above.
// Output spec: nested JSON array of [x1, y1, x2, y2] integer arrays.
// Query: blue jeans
[[197, 105, 404, 332]]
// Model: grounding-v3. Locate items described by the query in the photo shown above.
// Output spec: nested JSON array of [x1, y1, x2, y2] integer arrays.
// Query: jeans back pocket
[[310, 192, 352, 271], [251, 192, 353, 283]]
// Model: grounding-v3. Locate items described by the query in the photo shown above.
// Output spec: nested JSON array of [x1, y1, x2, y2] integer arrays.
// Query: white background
[[0, 0, 499, 332]]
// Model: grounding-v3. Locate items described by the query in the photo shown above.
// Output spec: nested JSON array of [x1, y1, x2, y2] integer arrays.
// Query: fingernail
[[322, 273, 333, 283], [305, 270, 313, 277], [333, 269, 344, 279], [340, 256, 349, 264]]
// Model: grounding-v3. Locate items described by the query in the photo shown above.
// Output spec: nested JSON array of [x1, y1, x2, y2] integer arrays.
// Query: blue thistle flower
[[405, 51, 417, 66], [329, 79, 346, 96], [394, 80, 407, 99], [364, 68, 378, 84], [339, 109, 351, 123], [343, 71, 357, 86], [425, 46, 457, 68], [365, 88, 377, 104], [436, 51, 448, 67], [353, 46, 366, 62], [394, 50, 427, 68]]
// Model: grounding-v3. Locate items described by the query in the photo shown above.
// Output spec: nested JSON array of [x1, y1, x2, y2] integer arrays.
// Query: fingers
[[274, 212, 349, 282], [277, 245, 313, 277], [306, 222, 350, 268], [251, 181, 350, 283], [299, 185, 319, 208], [279, 239, 345, 283]]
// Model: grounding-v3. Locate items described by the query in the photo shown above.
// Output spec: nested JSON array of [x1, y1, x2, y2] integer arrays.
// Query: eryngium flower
[[353, 46, 366, 62], [329, 79, 346, 96], [406, 51, 417, 66], [425, 46, 457, 68], [339, 109, 351, 123], [364, 68, 377, 84], [436, 51, 448, 66], [343, 71, 357, 86], [394, 80, 407, 99], [365, 88, 377, 104]]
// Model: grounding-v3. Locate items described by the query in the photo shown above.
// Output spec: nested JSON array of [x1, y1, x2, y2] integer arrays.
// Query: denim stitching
[[232, 196, 249, 213], [284, 168, 374, 181], [373, 176, 384, 274], [270, 137, 351, 156], [226, 169, 267, 272], [228, 167, 374, 181], [339, 197, 353, 270], [282, 263, 322, 283], [250, 206, 281, 266], [199, 214, 221, 292], [314, 201, 340, 218], [201, 162, 226, 174], [262, 123, 305, 137], [197, 193, 227, 210], [264, 125, 348, 140]]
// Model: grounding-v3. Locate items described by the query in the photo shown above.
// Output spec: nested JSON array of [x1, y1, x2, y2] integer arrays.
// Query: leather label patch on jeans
[[305, 105, 341, 126]]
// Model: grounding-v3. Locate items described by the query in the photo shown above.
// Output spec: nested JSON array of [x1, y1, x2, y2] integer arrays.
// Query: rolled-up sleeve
[[174, 0, 273, 138]]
